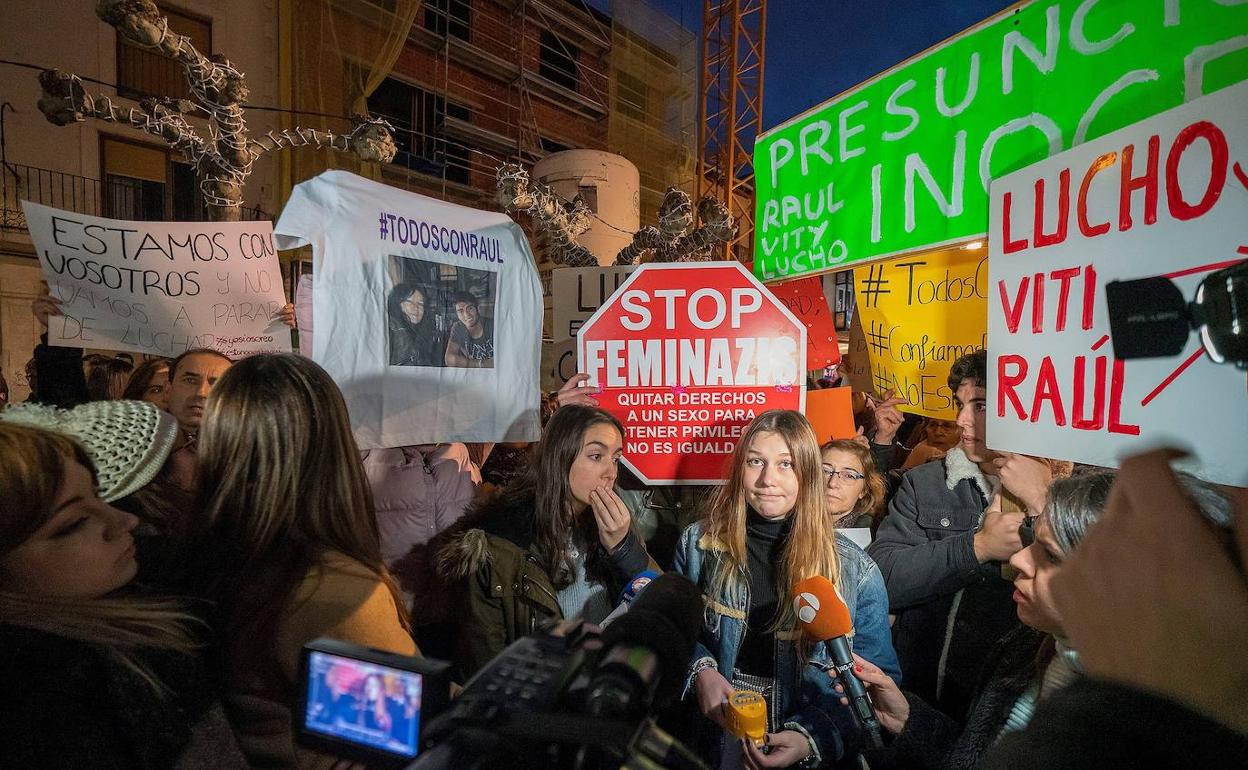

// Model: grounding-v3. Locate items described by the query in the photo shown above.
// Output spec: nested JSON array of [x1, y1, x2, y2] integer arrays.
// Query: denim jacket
[[673, 522, 901, 767]]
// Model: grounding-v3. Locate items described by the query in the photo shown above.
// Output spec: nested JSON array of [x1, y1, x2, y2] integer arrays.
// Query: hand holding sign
[[557, 372, 600, 409], [866, 391, 906, 445], [275, 303, 297, 329], [993, 452, 1053, 514], [974, 491, 1026, 563], [32, 284, 63, 327]]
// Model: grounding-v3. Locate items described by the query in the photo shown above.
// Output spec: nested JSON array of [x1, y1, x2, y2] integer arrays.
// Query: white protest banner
[[988, 82, 1248, 486], [553, 265, 637, 342], [548, 265, 637, 390], [275, 170, 543, 449], [23, 202, 291, 358]]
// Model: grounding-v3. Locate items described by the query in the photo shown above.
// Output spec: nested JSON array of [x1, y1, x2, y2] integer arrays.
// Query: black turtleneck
[[736, 509, 792, 678]]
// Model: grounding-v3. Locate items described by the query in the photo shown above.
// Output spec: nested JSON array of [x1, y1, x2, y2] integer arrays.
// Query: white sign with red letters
[[988, 82, 1248, 486]]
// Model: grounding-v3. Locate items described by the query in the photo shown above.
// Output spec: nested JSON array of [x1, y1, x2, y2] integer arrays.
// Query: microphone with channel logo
[[792, 576, 884, 749], [600, 569, 659, 627]]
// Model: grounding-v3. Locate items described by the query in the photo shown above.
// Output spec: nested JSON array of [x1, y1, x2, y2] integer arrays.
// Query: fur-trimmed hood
[[388, 488, 541, 626], [433, 489, 540, 583]]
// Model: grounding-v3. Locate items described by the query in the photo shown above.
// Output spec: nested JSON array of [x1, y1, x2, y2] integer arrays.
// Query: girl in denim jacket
[[674, 410, 901, 769]]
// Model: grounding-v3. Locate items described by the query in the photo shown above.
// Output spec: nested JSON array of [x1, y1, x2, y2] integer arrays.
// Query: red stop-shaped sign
[[578, 262, 807, 485]]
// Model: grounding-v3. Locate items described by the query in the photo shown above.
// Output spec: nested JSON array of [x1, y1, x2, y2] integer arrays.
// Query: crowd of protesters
[[1, 288, 1245, 769]]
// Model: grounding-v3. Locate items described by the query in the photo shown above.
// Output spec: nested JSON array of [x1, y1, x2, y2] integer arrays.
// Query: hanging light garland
[[36, 0, 396, 221]]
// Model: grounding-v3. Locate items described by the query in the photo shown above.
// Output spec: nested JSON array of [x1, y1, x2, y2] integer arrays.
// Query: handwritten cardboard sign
[[844, 312, 873, 394], [24, 202, 291, 358], [854, 248, 987, 418], [987, 81, 1248, 486], [804, 386, 857, 444], [754, 0, 1248, 281], [769, 276, 841, 369], [548, 265, 637, 390]]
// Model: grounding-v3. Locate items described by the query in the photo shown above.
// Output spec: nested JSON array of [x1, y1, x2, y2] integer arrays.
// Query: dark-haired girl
[[436, 404, 656, 677], [387, 283, 442, 367]]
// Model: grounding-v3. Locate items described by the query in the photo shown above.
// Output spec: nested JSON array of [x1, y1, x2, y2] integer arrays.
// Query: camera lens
[[1192, 262, 1248, 367]]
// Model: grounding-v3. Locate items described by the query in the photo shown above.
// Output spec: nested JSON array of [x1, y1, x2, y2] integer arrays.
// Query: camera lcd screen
[[303, 649, 424, 759]]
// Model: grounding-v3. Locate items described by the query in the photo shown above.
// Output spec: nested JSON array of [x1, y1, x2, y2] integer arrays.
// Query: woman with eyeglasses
[[846, 469, 1235, 769], [821, 439, 886, 531], [674, 410, 900, 769]]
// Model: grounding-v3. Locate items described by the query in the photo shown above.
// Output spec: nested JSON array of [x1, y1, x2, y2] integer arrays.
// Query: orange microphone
[[792, 576, 853, 639], [791, 576, 884, 748]]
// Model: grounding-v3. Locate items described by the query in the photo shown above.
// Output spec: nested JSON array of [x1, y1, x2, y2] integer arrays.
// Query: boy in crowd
[[444, 292, 494, 369], [868, 350, 1055, 720]]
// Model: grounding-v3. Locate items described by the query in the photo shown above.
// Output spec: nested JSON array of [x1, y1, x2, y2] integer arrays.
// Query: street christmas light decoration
[[613, 188, 736, 265], [495, 163, 598, 268], [495, 162, 737, 266], [36, 0, 397, 221]]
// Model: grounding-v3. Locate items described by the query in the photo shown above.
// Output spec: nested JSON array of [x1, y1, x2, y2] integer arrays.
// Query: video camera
[[1107, 259, 1248, 368], [297, 573, 707, 770], [296, 638, 452, 768]]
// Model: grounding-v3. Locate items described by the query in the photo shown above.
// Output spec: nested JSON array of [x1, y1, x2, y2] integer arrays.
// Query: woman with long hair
[[122, 357, 172, 410], [361, 673, 392, 733], [675, 410, 900, 769], [821, 439, 886, 531], [188, 353, 416, 767], [852, 469, 1234, 769], [387, 282, 441, 367], [435, 404, 655, 678], [84, 355, 133, 401], [0, 422, 246, 768]]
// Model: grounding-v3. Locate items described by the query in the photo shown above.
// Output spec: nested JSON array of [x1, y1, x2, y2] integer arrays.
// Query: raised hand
[[993, 452, 1054, 514], [556, 373, 600, 409], [867, 391, 906, 445]]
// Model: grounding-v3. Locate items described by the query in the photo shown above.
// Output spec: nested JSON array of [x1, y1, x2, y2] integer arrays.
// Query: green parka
[[436, 490, 655, 678]]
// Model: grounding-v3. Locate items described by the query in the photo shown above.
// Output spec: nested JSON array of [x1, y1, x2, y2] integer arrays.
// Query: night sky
[[590, 0, 1017, 130]]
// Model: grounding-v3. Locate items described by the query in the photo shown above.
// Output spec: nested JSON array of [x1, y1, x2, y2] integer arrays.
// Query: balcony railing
[[1, 163, 269, 233], [1, 164, 102, 231]]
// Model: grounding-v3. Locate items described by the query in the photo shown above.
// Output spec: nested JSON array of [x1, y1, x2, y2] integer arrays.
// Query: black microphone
[[792, 576, 885, 750], [586, 572, 702, 721]]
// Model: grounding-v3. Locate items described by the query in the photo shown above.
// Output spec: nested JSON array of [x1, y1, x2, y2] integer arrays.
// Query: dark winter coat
[[431, 490, 655, 679], [0, 623, 248, 770], [868, 625, 1049, 769], [866, 448, 1020, 720], [982, 678, 1248, 770]]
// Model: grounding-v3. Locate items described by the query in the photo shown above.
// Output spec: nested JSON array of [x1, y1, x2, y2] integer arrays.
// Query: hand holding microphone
[[692, 667, 735, 728], [834, 653, 909, 735], [792, 576, 885, 749]]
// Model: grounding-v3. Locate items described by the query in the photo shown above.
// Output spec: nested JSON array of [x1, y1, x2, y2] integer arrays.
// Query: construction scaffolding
[[280, 0, 697, 232], [607, 0, 699, 227]]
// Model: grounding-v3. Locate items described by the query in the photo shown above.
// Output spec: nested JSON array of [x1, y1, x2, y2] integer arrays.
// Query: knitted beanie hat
[[0, 400, 178, 502]]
